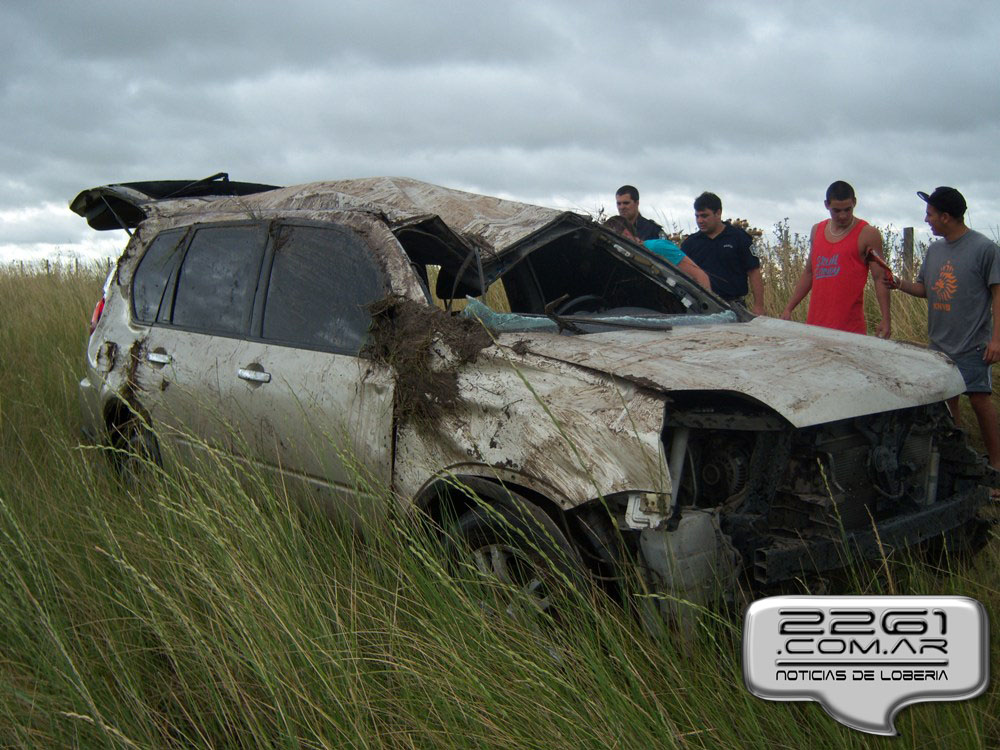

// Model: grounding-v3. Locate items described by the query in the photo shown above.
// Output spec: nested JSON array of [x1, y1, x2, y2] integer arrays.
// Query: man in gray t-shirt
[[889, 187, 1000, 471]]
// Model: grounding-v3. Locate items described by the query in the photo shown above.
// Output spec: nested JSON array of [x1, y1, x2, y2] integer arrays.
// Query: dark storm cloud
[[2, 0, 999, 259]]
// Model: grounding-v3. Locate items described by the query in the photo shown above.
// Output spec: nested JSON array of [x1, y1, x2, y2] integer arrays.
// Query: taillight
[[89, 297, 106, 335]]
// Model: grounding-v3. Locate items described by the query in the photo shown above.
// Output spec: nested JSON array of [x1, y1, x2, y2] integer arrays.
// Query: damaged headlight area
[[658, 396, 995, 588], [581, 490, 740, 607]]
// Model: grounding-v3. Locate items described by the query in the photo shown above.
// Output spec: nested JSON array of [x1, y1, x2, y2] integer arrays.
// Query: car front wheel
[[455, 495, 586, 619]]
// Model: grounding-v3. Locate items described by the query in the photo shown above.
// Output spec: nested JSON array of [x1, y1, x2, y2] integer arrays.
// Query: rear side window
[[131, 229, 186, 323], [261, 224, 384, 353], [170, 224, 267, 336]]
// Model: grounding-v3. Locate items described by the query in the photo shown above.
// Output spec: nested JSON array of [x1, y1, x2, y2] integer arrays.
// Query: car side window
[[169, 224, 267, 336], [261, 223, 384, 354], [131, 229, 186, 323]]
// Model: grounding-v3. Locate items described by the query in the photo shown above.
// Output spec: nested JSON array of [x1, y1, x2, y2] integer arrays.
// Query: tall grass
[[0, 255, 998, 748]]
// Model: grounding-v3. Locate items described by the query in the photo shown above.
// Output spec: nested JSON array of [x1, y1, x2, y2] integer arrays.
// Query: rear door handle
[[238, 367, 271, 384]]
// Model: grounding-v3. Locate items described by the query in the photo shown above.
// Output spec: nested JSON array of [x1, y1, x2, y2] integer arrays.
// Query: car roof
[[71, 174, 592, 266], [254, 177, 588, 262]]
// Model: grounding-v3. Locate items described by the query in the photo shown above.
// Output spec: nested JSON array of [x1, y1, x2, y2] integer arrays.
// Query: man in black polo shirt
[[615, 185, 665, 241], [681, 192, 764, 314]]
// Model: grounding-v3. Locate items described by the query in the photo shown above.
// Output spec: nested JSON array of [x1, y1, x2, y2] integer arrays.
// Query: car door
[[136, 222, 269, 463], [220, 220, 396, 519]]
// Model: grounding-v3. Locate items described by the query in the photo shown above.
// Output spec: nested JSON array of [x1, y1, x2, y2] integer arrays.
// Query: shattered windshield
[[466, 225, 730, 331], [393, 210, 734, 330]]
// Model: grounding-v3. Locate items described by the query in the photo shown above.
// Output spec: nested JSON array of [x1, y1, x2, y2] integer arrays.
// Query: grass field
[[1, 236, 998, 748]]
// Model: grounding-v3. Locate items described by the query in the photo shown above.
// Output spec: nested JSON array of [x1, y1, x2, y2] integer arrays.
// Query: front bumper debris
[[753, 486, 989, 584]]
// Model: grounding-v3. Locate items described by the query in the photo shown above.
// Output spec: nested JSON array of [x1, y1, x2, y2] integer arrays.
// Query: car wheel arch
[[102, 397, 161, 474], [413, 474, 620, 582], [415, 475, 560, 525], [103, 398, 150, 438]]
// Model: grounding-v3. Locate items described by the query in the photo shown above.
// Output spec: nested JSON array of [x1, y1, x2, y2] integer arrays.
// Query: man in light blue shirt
[[603, 216, 711, 291]]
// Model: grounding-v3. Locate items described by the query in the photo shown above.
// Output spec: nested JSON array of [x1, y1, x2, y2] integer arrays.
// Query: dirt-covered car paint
[[392, 344, 671, 508], [490, 318, 964, 429]]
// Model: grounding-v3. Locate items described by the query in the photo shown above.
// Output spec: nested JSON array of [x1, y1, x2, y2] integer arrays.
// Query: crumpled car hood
[[499, 317, 964, 428]]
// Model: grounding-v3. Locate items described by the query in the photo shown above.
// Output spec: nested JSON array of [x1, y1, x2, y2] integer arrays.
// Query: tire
[[110, 417, 161, 486], [454, 493, 586, 619]]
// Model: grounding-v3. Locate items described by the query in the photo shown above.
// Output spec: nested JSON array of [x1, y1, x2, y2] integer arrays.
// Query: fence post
[[902, 227, 914, 281]]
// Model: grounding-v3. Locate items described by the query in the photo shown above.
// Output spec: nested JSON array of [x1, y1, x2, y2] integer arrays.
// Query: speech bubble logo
[[743, 596, 989, 735]]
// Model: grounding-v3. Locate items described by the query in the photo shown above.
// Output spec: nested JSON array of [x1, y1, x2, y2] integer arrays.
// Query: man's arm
[[885, 275, 926, 298], [860, 225, 891, 338], [643, 238, 711, 291], [747, 267, 765, 315], [678, 257, 711, 291], [986, 284, 1000, 364], [780, 265, 812, 319], [780, 224, 817, 320]]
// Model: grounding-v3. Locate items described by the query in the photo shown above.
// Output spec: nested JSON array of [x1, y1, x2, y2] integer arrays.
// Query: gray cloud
[[2, 0, 999, 261]]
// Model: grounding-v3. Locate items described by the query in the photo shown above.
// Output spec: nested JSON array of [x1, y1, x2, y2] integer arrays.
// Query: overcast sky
[[3, 1, 999, 263]]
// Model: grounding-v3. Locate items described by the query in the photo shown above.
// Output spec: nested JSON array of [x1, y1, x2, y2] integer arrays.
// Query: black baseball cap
[[917, 186, 967, 217]]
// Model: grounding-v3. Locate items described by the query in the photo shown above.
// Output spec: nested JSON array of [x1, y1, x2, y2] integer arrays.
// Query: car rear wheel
[[110, 417, 161, 486]]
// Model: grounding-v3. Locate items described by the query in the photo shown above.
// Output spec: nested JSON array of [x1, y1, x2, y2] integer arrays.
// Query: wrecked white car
[[74, 173, 994, 608]]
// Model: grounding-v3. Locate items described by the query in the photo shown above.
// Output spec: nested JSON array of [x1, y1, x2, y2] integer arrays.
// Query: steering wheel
[[555, 294, 609, 315]]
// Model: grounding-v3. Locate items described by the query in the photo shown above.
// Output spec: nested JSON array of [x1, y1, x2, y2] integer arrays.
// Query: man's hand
[[751, 302, 765, 316], [984, 338, 1000, 365], [779, 310, 792, 321], [875, 320, 891, 339]]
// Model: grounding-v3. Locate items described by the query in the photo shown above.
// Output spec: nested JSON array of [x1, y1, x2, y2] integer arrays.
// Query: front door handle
[[238, 367, 271, 384]]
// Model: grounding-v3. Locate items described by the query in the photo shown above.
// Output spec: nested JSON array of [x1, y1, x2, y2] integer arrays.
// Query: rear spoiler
[[70, 172, 281, 231]]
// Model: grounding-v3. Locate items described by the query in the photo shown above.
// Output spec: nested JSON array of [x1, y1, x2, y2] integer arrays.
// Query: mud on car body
[[75, 174, 995, 609]]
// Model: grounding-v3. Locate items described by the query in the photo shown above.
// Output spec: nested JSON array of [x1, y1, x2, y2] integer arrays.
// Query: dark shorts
[[950, 346, 993, 394]]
